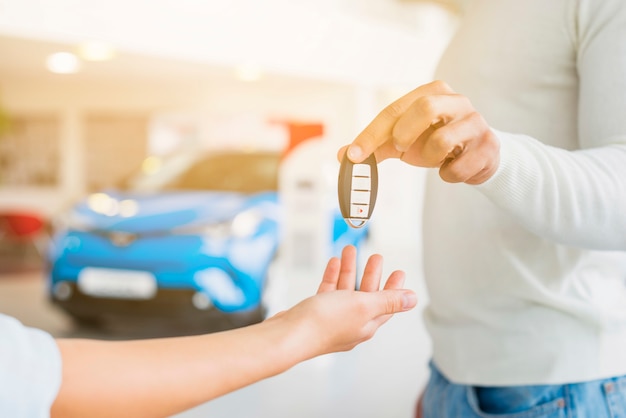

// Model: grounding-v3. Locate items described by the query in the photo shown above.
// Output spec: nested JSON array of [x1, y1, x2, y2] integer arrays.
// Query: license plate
[[78, 268, 157, 300]]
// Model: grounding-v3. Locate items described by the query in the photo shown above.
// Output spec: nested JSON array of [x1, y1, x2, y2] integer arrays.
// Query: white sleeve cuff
[[0, 314, 62, 418]]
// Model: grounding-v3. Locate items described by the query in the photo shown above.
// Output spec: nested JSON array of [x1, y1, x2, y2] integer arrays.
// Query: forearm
[[51, 315, 311, 418], [476, 131, 626, 250], [49, 254, 415, 418]]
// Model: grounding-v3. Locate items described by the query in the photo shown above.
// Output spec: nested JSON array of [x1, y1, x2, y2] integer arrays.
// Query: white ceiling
[[0, 35, 236, 83], [0, 0, 457, 87]]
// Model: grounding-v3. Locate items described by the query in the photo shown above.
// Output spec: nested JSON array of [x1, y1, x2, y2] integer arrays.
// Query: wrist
[[260, 310, 320, 370]]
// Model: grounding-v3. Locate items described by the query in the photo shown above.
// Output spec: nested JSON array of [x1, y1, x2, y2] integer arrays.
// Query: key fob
[[338, 152, 378, 228]]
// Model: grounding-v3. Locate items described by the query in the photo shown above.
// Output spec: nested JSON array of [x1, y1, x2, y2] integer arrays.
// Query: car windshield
[[121, 151, 280, 193]]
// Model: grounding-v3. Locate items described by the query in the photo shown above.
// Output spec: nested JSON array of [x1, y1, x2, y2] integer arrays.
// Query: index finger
[[358, 254, 384, 292], [317, 256, 341, 293], [347, 80, 454, 163]]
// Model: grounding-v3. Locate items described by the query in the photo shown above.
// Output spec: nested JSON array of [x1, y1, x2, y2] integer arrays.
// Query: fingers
[[317, 256, 341, 293], [337, 245, 358, 290], [373, 289, 418, 316], [319, 246, 384, 293], [358, 254, 383, 292], [347, 80, 454, 163], [392, 93, 472, 153], [318, 246, 415, 326], [338, 142, 401, 165], [341, 80, 499, 185], [391, 94, 474, 168], [337, 145, 348, 162], [368, 273, 411, 329], [323, 247, 408, 293], [437, 114, 500, 184], [382, 270, 406, 290]]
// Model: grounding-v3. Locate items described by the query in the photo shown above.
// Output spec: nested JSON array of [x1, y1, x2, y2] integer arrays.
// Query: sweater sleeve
[[0, 314, 62, 418], [475, 0, 626, 251], [477, 134, 626, 250]]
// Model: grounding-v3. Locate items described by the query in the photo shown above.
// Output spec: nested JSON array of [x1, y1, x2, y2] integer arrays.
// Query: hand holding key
[[338, 80, 500, 185]]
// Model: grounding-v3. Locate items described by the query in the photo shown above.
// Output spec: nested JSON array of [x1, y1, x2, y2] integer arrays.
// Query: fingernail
[[347, 145, 362, 161], [402, 292, 417, 310], [395, 143, 407, 153]]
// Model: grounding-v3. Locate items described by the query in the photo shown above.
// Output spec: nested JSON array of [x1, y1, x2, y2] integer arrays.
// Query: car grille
[[65, 255, 186, 273], [62, 230, 198, 272]]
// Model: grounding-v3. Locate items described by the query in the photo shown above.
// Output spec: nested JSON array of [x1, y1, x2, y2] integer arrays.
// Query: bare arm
[[51, 246, 416, 418]]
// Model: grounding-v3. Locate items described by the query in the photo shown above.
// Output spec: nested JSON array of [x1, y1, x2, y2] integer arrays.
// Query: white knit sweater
[[423, 0, 626, 385]]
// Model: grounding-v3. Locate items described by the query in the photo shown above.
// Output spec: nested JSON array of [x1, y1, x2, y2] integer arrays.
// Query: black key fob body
[[337, 152, 378, 228]]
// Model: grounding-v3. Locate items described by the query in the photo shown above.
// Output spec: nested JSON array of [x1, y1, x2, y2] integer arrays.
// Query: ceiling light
[[78, 41, 116, 61], [46, 52, 81, 74]]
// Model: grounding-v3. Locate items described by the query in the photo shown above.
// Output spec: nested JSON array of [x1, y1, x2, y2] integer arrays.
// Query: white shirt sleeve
[[0, 314, 62, 418], [476, 0, 626, 251], [477, 134, 626, 250]]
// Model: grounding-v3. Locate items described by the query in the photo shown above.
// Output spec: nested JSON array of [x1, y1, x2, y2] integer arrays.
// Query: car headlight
[[231, 209, 263, 238], [173, 209, 264, 240]]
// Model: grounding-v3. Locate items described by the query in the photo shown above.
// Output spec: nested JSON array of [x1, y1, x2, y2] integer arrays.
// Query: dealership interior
[[0, 1, 459, 417]]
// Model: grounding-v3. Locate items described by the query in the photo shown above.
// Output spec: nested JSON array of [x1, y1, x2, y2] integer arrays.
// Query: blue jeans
[[419, 362, 626, 417]]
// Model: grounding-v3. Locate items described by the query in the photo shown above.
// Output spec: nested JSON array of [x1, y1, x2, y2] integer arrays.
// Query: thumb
[[375, 290, 417, 315]]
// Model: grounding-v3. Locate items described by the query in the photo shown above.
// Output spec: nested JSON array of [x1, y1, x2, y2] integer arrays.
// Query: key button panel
[[350, 204, 369, 218], [352, 163, 371, 177], [351, 176, 370, 191], [350, 190, 370, 204], [337, 152, 378, 228]]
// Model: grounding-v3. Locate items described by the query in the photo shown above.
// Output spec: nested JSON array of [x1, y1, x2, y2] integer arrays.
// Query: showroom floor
[[0, 241, 432, 418]]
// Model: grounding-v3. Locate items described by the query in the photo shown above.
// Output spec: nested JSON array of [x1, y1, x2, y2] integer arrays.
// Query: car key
[[338, 152, 378, 228]]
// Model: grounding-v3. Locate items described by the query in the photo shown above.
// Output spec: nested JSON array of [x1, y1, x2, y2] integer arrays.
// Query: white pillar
[[59, 108, 85, 202]]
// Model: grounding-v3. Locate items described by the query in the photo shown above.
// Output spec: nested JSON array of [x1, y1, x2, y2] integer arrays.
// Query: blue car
[[47, 150, 367, 333]]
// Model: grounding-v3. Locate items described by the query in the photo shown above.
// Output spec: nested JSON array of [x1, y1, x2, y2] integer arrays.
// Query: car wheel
[[71, 315, 104, 330]]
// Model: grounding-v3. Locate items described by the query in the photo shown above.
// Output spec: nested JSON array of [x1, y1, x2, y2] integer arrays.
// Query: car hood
[[70, 190, 279, 234]]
